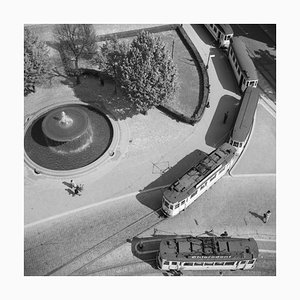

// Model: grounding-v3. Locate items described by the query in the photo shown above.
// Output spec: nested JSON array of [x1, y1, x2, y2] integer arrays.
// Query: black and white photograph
[[2, 0, 298, 299]]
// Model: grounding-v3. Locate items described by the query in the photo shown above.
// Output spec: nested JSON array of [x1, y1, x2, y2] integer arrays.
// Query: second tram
[[162, 143, 236, 217], [229, 87, 260, 154], [227, 37, 258, 92]]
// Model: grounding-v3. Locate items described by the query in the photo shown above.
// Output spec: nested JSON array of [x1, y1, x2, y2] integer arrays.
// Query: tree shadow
[[60, 76, 140, 121], [231, 24, 276, 48], [208, 47, 240, 94], [205, 94, 240, 148], [249, 211, 265, 223], [136, 149, 208, 212]]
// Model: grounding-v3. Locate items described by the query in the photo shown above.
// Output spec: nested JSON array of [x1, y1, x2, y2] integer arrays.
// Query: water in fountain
[[24, 104, 113, 171]]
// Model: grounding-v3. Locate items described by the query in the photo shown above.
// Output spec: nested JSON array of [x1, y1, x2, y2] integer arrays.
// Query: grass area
[[26, 25, 201, 118]]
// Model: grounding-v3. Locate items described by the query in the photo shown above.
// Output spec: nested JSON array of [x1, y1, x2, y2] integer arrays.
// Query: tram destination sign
[[190, 255, 232, 259]]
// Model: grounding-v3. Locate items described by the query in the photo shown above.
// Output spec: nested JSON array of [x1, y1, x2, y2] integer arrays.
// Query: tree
[[96, 36, 128, 93], [53, 24, 97, 84], [24, 27, 51, 96], [118, 31, 178, 113]]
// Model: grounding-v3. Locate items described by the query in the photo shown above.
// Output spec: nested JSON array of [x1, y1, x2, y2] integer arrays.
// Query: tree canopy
[[54, 24, 97, 83], [24, 27, 51, 96], [101, 31, 178, 113]]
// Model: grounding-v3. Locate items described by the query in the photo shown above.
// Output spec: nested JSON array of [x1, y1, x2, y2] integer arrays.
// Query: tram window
[[169, 204, 173, 210], [175, 203, 179, 209], [163, 261, 169, 265], [243, 78, 246, 85], [180, 200, 185, 206], [194, 262, 204, 266], [233, 141, 239, 147], [210, 174, 216, 182], [191, 190, 197, 198], [237, 68, 241, 75], [183, 262, 194, 266], [171, 262, 177, 265], [225, 262, 235, 266], [213, 27, 217, 33], [240, 260, 246, 264], [165, 201, 169, 208], [210, 24, 213, 28], [204, 262, 214, 266], [214, 262, 224, 266], [218, 166, 225, 174], [248, 260, 255, 264]]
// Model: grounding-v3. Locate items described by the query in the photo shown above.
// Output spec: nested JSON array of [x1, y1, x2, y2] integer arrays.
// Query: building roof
[[231, 37, 258, 80], [163, 143, 236, 203], [216, 24, 234, 35], [232, 87, 260, 142], [160, 236, 259, 262]]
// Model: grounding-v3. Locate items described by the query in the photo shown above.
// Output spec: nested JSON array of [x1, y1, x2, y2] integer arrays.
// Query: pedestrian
[[223, 111, 229, 124], [206, 102, 210, 108], [263, 210, 271, 223], [70, 180, 76, 189], [74, 185, 81, 196]]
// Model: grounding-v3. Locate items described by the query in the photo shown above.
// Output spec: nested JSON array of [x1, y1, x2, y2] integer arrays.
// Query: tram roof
[[231, 37, 258, 80], [232, 87, 260, 142], [216, 24, 234, 35], [163, 143, 236, 203], [159, 236, 259, 261]]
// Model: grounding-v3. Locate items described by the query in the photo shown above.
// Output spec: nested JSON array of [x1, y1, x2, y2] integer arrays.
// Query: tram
[[157, 235, 259, 272], [229, 87, 260, 154], [162, 143, 236, 217], [227, 37, 258, 92], [204, 24, 233, 48]]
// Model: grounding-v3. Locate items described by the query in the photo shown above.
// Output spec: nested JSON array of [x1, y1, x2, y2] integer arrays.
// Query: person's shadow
[[249, 211, 265, 222]]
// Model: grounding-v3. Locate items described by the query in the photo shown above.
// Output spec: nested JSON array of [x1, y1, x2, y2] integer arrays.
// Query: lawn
[[26, 25, 201, 118]]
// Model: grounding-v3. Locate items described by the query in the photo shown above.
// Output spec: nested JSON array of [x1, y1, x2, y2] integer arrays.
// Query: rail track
[[46, 208, 165, 276]]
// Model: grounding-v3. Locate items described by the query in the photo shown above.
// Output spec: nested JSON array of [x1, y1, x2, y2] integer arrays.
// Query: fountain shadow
[[60, 76, 140, 121], [136, 149, 207, 212]]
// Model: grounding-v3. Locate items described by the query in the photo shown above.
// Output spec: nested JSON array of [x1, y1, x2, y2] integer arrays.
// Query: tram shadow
[[130, 235, 175, 270], [136, 149, 208, 212], [205, 94, 240, 148]]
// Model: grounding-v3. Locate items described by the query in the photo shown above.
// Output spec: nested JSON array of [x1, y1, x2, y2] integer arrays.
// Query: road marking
[[25, 185, 168, 229], [259, 249, 276, 254], [255, 239, 276, 243], [231, 173, 276, 178]]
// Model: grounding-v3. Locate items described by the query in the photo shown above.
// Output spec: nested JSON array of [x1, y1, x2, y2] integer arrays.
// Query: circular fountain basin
[[24, 104, 114, 171]]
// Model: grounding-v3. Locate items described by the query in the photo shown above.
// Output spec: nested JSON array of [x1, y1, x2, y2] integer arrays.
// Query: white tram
[[204, 24, 234, 48], [227, 37, 258, 92], [162, 143, 236, 217], [229, 87, 260, 154], [157, 236, 259, 272]]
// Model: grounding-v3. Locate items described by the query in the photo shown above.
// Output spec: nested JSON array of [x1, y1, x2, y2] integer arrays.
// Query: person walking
[[220, 231, 228, 237], [70, 179, 77, 189], [223, 111, 229, 124], [263, 210, 271, 223]]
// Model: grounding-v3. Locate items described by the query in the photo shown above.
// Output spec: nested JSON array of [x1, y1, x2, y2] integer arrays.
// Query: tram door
[[237, 260, 247, 270], [218, 31, 221, 44], [170, 261, 179, 270]]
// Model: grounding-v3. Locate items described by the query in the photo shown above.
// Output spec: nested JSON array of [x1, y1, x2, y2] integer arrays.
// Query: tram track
[[46, 208, 165, 276]]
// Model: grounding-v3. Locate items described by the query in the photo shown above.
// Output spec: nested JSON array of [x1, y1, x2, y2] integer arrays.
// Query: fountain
[[24, 104, 114, 171]]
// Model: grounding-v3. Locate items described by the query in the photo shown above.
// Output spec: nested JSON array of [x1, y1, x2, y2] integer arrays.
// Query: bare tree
[[54, 24, 97, 84]]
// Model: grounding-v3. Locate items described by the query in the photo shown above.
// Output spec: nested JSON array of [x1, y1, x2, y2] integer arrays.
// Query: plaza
[[24, 24, 276, 276]]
